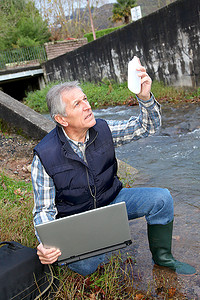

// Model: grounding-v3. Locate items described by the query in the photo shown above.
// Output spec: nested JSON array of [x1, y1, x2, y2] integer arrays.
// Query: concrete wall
[[43, 0, 200, 88], [0, 90, 54, 139]]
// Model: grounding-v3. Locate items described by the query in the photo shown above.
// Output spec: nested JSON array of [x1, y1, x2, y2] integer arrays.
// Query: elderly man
[[31, 58, 196, 276]]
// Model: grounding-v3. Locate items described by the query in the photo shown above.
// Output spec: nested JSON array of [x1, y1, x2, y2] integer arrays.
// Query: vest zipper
[[86, 167, 97, 208], [84, 132, 98, 209]]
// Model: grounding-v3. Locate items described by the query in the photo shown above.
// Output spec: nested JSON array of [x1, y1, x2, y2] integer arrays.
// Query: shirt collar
[[61, 127, 89, 145]]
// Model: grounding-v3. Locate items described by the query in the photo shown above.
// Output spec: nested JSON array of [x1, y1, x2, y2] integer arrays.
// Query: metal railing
[[0, 45, 47, 70]]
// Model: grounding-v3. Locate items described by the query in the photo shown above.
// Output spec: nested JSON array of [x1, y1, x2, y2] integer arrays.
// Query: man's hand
[[136, 58, 152, 101], [37, 243, 61, 264]]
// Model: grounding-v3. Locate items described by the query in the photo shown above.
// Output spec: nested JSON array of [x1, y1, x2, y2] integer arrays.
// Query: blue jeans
[[68, 187, 174, 276]]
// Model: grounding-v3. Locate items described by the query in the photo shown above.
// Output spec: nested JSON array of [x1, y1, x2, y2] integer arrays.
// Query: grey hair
[[46, 81, 82, 125]]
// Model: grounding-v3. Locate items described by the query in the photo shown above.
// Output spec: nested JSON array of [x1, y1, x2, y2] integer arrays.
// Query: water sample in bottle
[[128, 56, 141, 94]]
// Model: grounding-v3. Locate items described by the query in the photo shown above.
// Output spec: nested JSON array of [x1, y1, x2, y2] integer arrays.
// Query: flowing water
[[94, 103, 200, 208], [94, 103, 200, 299]]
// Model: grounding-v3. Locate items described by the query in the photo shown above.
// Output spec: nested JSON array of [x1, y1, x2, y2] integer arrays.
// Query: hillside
[[137, 0, 176, 17], [91, 0, 177, 30]]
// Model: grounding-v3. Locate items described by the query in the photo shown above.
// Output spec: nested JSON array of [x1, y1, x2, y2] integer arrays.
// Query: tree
[[112, 0, 137, 24], [87, 0, 96, 40], [36, 0, 106, 40], [15, 2, 50, 47], [0, 0, 50, 50]]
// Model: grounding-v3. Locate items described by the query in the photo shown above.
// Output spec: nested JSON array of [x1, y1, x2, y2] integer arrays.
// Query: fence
[[0, 45, 47, 70]]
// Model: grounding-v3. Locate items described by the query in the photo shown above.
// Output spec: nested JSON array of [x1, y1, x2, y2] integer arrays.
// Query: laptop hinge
[[57, 240, 132, 266]]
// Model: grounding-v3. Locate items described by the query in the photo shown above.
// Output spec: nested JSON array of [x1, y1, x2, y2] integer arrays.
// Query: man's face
[[62, 88, 96, 132]]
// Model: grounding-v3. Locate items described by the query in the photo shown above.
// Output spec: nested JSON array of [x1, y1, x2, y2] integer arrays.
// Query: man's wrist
[[136, 93, 151, 101], [136, 92, 154, 104]]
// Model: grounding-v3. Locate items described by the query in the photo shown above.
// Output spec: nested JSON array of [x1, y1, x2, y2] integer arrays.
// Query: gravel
[[0, 132, 38, 181]]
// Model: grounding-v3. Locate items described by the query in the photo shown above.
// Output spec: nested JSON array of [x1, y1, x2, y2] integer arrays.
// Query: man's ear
[[54, 115, 68, 127]]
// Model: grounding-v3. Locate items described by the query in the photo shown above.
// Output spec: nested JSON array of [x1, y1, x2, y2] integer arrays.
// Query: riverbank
[[1, 98, 200, 299], [24, 80, 200, 113]]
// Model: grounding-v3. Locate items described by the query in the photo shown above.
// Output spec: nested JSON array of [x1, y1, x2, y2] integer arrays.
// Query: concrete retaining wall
[[43, 0, 200, 88], [0, 90, 54, 139]]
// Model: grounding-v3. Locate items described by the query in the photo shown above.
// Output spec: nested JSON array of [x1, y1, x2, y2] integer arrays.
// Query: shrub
[[24, 81, 59, 113], [24, 80, 135, 112], [84, 26, 124, 42]]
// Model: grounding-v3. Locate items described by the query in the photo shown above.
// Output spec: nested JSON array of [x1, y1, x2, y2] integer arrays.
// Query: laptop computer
[[35, 202, 132, 265]]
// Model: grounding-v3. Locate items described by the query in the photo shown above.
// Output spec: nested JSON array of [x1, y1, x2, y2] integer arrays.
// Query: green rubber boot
[[147, 221, 196, 275]]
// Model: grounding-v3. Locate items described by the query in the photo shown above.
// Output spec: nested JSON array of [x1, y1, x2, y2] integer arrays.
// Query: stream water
[[94, 103, 200, 299], [94, 103, 200, 209]]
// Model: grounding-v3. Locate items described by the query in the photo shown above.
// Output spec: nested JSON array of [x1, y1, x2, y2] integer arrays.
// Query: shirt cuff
[[136, 93, 160, 108]]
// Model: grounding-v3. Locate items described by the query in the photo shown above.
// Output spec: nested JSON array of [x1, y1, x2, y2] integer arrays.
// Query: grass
[[54, 254, 147, 299], [151, 81, 200, 104], [23, 79, 200, 114], [0, 173, 37, 248]]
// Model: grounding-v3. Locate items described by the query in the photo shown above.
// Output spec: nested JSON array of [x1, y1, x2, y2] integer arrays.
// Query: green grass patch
[[151, 81, 200, 104], [81, 79, 135, 108], [0, 173, 37, 248]]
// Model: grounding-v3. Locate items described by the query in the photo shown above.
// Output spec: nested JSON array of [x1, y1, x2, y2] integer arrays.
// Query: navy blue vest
[[34, 119, 122, 218]]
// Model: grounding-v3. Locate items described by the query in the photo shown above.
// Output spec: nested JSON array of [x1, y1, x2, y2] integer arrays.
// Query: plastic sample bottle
[[128, 56, 141, 94]]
